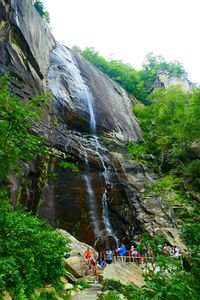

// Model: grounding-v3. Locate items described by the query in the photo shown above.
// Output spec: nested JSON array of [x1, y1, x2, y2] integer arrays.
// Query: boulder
[[58, 229, 98, 257], [64, 256, 88, 278], [65, 271, 78, 284], [102, 262, 145, 287], [63, 283, 73, 291]]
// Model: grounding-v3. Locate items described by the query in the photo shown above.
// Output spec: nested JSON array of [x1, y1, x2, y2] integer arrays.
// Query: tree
[[80, 48, 188, 104], [0, 198, 69, 298], [33, 0, 50, 23], [0, 75, 51, 180]]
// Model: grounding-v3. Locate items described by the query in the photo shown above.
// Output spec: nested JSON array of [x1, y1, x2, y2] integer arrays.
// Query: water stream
[[59, 45, 118, 245]]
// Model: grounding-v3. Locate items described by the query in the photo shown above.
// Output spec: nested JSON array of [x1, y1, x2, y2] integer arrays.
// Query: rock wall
[[0, 0, 178, 249], [153, 70, 193, 92]]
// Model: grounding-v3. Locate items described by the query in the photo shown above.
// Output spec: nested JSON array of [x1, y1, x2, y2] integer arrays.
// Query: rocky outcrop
[[0, 0, 180, 250], [59, 229, 98, 257], [0, 0, 55, 98], [102, 262, 145, 287], [153, 70, 193, 92], [49, 43, 141, 140]]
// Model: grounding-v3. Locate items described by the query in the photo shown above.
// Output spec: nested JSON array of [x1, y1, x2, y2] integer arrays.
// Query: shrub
[[0, 198, 70, 299]]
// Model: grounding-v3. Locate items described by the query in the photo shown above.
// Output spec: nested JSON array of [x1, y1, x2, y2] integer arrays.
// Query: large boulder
[[102, 262, 145, 287], [64, 256, 88, 278], [58, 229, 98, 257]]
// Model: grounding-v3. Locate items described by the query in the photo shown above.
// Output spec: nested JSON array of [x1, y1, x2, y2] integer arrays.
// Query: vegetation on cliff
[[0, 75, 70, 299], [0, 75, 51, 180], [79, 47, 200, 299], [73, 46, 187, 104], [0, 197, 68, 299], [32, 0, 50, 23]]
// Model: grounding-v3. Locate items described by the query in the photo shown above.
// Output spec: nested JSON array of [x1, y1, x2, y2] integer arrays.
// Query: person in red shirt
[[84, 247, 92, 264]]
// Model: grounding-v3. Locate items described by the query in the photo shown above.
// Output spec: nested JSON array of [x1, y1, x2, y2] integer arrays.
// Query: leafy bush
[[0, 198, 70, 299], [33, 0, 50, 23], [98, 290, 121, 300], [58, 160, 79, 173], [102, 279, 123, 293], [0, 75, 51, 179], [76, 280, 91, 289]]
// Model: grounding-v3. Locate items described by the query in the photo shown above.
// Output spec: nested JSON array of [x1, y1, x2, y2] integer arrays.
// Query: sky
[[42, 0, 200, 83]]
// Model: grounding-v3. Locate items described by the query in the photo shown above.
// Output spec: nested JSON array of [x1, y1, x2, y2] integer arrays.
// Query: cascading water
[[93, 137, 119, 246], [48, 43, 119, 246], [82, 150, 100, 236], [56, 44, 118, 245]]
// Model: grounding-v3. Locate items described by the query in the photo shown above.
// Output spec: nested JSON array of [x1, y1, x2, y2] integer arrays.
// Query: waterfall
[[55, 44, 118, 244], [82, 150, 100, 236], [93, 136, 119, 246]]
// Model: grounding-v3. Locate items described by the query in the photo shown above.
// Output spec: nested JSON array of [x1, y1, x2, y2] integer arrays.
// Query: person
[[130, 245, 135, 256], [148, 249, 156, 271], [105, 249, 113, 264], [137, 251, 142, 265], [130, 246, 138, 263], [121, 244, 126, 261], [84, 247, 92, 264], [99, 258, 105, 268], [163, 244, 170, 256], [130, 245, 135, 262], [91, 257, 98, 275], [112, 248, 118, 263], [174, 246, 180, 259], [117, 246, 123, 261]]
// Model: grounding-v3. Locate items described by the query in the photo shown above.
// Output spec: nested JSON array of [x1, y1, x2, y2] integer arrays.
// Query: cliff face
[[0, 0, 178, 248]]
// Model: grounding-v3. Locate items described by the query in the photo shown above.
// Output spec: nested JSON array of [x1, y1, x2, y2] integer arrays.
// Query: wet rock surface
[[0, 0, 180, 250]]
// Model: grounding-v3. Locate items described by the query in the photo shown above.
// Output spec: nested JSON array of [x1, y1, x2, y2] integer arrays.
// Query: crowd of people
[[83, 242, 181, 274]]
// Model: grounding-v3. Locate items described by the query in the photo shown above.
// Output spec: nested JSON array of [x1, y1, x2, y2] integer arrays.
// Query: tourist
[[148, 249, 156, 271], [99, 258, 105, 268], [117, 245, 123, 261], [130, 245, 135, 262], [163, 244, 170, 256], [121, 243, 126, 261], [105, 249, 113, 264], [84, 247, 92, 264], [174, 246, 180, 259], [91, 257, 98, 275], [112, 248, 118, 263], [137, 251, 142, 265], [130, 246, 138, 263]]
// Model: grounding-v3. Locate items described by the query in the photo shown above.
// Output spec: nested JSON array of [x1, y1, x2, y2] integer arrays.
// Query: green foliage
[[143, 52, 187, 78], [76, 280, 91, 289], [33, 1, 50, 23], [132, 86, 200, 189], [102, 279, 123, 293], [80, 47, 187, 104], [184, 160, 200, 188], [98, 291, 121, 300], [181, 223, 200, 255], [127, 143, 147, 160], [0, 75, 51, 179], [143, 265, 198, 299], [58, 160, 79, 173], [0, 198, 69, 299]]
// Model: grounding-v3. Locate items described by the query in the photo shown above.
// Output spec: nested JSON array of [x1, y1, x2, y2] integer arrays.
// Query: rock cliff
[[0, 0, 179, 249]]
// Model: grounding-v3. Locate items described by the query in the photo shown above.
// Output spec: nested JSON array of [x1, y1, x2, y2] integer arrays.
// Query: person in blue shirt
[[121, 244, 126, 261]]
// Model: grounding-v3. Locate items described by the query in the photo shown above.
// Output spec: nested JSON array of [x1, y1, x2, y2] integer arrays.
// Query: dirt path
[[71, 284, 101, 300]]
